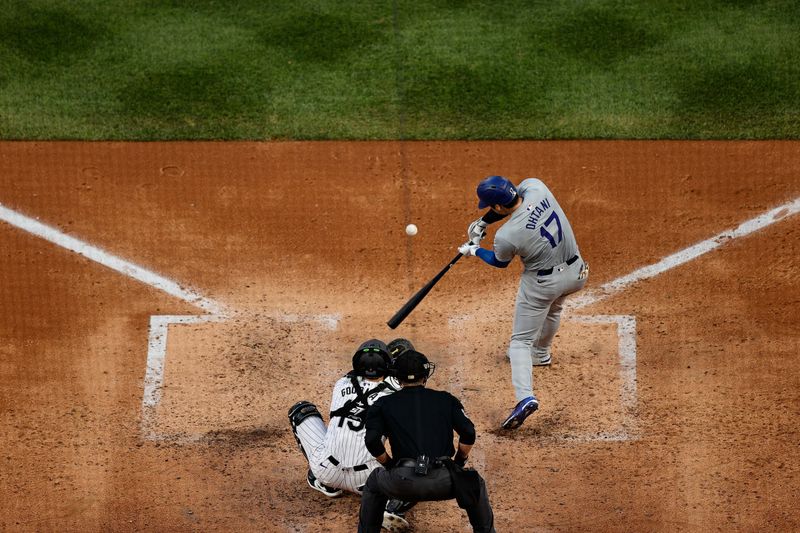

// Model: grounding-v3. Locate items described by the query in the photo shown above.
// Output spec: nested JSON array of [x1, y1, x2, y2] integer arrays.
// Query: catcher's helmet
[[392, 349, 436, 383], [352, 339, 391, 378], [477, 175, 517, 209], [387, 338, 415, 360]]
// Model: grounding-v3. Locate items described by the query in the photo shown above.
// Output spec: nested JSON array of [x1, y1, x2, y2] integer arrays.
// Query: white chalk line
[[140, 311, 341, 441], [568, 195, 800, 310], [451, 194, 800, 442], [0, 202, 342, 440], [0, 202, 224, 315], [448, 313, 636, 442], [567, 314, 638, 441], [5, 194, 798, 441], [0, 203, 230, 439], [142, 315, 228, 409], [140, 314, 227, 438]]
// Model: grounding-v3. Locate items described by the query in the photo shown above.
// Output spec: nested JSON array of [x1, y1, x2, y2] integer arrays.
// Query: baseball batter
[[288, 339, 401, 495], [458, 175, 589, 430]]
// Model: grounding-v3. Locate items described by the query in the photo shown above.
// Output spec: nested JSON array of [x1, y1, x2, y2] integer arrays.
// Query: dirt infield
[[1, 141, 798, 532]]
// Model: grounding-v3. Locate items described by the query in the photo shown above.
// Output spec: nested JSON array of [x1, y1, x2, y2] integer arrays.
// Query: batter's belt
[[537, 254, 579, 276]]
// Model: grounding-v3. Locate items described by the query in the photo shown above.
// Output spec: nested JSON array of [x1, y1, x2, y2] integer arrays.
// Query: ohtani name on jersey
[[525, 198, 552, 230]]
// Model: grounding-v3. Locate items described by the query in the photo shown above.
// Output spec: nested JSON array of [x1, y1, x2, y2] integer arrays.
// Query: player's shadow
[[488, 408, 568, 440], [199, 424, 287, 448]]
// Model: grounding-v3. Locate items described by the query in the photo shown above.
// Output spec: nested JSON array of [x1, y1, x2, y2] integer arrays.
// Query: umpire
[[358, 349, 495, 532]]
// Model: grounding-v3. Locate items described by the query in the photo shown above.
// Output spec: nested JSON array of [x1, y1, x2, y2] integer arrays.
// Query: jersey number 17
[[540, 212, 563, 248]]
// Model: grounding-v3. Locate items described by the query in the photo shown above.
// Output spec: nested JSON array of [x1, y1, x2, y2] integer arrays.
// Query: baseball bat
[[387, 252, 463, 329]]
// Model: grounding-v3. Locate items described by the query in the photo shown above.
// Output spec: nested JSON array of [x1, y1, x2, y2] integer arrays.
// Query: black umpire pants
[[357, 464, 495, 533]]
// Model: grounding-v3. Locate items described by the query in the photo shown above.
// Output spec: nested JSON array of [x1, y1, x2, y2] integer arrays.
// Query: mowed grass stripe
[[0, 0, 798, 139]]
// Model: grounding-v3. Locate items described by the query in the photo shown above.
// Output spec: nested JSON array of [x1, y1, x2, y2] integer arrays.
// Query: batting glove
[[458, 242, 480, 257], [467, 218, 488, 245]]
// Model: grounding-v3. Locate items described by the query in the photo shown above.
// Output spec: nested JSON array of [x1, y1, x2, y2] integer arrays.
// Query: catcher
[[288, 338, 415, 530]]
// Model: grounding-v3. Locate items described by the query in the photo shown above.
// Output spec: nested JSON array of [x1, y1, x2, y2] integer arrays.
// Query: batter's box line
[[448, 313, 638, 442], [0, 201, 345, 441], [140, 310, 341, 441], [140, 314, 226, 439], [566, 314, 638, 442], [4, 195, 798, 443]]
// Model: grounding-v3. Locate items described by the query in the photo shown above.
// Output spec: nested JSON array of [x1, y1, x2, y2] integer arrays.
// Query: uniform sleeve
[[329, 376, 345, 412], [493, 234, 516, 263], [365, 397, 388, 457], [451, 396, 476, 445], [516, 177, 544, 197]]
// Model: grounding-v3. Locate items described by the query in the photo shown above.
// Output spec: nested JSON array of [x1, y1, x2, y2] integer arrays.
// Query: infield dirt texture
[[2, 0, 800, 532], [1, 141, 798, 531]]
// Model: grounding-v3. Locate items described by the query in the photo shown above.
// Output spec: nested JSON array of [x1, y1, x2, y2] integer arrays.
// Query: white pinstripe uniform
[[293, 375, 400, 493]]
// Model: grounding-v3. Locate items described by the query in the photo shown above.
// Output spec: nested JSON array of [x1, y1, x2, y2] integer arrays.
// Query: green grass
[[0, 0, 798, 139]]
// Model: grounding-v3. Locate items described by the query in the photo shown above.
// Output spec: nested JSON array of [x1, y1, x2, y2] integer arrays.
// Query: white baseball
[[405, 223, 418, 236]]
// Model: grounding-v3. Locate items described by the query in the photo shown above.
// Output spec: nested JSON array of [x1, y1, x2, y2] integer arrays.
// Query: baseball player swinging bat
[[387, 252, 463, 329]]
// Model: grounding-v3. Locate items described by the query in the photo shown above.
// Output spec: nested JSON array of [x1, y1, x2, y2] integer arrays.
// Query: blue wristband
[[475, 248, 510, 268]]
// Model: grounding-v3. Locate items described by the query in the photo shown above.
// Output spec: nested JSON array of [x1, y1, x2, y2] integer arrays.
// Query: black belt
[[537, 254, 579, 276], [328, 455, 369, 472], [395, 458, 445, 469]]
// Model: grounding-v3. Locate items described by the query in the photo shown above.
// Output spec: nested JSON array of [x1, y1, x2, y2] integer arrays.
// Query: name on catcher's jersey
[[325, 375, 398, 468], [494, 178, 579, 271]]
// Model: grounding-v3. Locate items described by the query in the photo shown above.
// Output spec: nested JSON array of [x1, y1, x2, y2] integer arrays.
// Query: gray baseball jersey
[[493, 178, 579, 271], [490, 178, 587, 403]]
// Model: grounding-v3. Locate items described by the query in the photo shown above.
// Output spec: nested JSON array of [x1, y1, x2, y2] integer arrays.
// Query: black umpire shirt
[[364, 385, 476, 460]]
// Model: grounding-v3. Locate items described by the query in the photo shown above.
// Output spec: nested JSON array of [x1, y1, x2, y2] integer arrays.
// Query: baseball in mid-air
[[405, 223, 418, 236]]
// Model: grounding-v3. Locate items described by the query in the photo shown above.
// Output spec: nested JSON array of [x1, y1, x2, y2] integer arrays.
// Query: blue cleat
[[501, 396, 539, 430]]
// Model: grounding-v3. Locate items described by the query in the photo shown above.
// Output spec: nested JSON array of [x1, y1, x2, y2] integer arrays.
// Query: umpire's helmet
[[352, 339, 391, 378], [391, 350, 436, 383], [387, 338, 415, 360], [477, 175, 517, 209]]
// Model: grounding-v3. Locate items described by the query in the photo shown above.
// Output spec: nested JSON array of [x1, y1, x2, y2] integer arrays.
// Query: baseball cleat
[[501, 396, 539, 430], [385, 498, 416, 516], [382, 510, 410, 531], [532, 353, 552, 366], [306, 470, 342, 498]]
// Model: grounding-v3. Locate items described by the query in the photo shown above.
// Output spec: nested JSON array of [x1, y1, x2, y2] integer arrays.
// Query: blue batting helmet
[[476, 175, 517, 209]]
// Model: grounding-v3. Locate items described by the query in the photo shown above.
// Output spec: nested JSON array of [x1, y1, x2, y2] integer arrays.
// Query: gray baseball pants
[[509, 257, 587, 401]]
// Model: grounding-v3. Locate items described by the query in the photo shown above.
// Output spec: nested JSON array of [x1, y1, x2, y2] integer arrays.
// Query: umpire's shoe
[[307, 470, 342, 498], [501, 396, 539, 430], [382, 511, 410, 532]]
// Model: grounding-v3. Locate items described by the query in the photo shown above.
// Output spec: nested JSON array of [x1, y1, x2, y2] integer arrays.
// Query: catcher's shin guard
[[288, 401, 322, 427], [288, 401, 323, 459]]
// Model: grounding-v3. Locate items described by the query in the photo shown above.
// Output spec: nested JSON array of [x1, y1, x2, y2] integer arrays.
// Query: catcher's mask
[[387, 338, 415, 360], [391, 350, 435, 383], [352, 339, 391, 378]]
